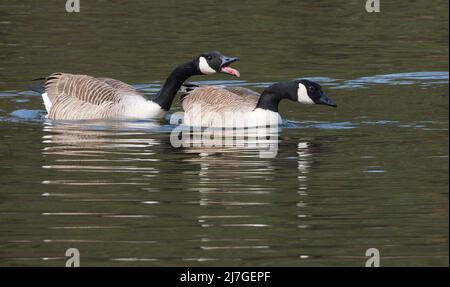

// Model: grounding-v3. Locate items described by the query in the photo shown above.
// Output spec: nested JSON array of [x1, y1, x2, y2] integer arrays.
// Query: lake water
[[0, 0, 448, 266]]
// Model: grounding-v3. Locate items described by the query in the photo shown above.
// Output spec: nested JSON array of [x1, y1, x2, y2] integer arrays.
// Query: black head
[[197, 51, 240, 77], [256, 79, 337, 112]]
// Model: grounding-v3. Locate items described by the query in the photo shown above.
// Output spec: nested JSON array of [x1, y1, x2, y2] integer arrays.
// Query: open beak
[[220, 56, 240, 77], [317, 92, 337, 107]]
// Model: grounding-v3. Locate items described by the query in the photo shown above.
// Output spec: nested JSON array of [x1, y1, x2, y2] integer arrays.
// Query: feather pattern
[[44, 73, 163, 120], [181, 86, 258, 113], [96, 77, 139, 94], [222, 86, 260, 101]]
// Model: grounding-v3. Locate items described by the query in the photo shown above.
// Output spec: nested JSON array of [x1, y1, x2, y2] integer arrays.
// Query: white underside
[[183, 108, 282, 128], [120, 96, 166, 119]]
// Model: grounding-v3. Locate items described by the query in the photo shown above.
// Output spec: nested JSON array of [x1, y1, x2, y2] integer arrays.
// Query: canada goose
[[32, 52, 240, 120], [180, 80, 337, 127]]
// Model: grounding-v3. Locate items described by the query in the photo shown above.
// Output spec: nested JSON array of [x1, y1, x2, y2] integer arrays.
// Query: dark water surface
[[0, 1, 448, 266]]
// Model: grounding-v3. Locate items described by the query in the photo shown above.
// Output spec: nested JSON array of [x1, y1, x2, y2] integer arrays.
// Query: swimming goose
[[33, 52, 240, 120], [180, 80, 337, 127]]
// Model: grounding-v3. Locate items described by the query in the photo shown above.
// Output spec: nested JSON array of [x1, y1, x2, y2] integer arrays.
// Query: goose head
[[295, 79, 337, 107], [257, 80, 337, 112], [266, 80, 337, 107], [197, 51, 240, 77]]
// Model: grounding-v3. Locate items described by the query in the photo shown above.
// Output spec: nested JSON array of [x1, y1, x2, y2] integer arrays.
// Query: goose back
[[44, 73, 158, 120], [180, 86, 262, 127]]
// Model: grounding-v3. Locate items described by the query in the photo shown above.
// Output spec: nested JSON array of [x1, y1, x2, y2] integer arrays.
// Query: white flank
[[121, 95, 166, 119], [247, 108, 283, 127], [183, 106, 282, 128]]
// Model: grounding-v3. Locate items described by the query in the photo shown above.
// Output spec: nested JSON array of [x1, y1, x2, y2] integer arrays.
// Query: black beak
[[220, 56, 239, 67], [317, 92, 337, 107]]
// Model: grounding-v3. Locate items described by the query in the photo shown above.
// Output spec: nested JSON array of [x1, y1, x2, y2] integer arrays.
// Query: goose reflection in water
[[178, 129, 321, 261], [41, 120, 164, 185], [171, 125, 281, 159], [39, 119, 336, 263]]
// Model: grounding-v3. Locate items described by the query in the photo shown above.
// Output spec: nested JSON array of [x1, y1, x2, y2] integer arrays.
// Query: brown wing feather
[[223, 86, 260, 103], [97, 77, 138, 94], [45, 73, 123, 106], [181, 86, 260, 112]]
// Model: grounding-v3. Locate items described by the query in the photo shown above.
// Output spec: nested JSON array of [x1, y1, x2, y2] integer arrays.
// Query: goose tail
[[28, 85, 45, 94], [28, 76, 47, 94], [29, 76, 52, 112]]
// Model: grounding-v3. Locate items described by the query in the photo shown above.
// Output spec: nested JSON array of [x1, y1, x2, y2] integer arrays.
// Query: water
[[0, 0, 448, 266]]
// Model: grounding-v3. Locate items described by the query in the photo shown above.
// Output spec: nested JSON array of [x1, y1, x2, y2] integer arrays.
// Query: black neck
[[153, 60, 199, 111], [256, 91, 286, 113], [255, 84, 293, 112]]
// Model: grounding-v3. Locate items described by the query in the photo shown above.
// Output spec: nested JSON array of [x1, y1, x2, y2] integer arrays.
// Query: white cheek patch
[[199, 57, 216, 75], [297, 83, 314, 104]]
